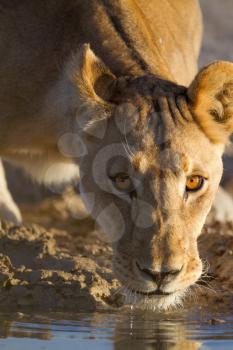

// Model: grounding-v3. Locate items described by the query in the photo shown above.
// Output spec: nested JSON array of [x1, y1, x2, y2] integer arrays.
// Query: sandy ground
[[1, 1, 233, 312], [0, 189, 122, 311]]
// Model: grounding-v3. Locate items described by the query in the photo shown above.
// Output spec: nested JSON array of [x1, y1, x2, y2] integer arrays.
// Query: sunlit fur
[[76, 48, 233, 310], [0, 2, 233, 310]]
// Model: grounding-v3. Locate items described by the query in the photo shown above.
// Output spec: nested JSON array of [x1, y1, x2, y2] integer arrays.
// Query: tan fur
[[0, 1, 232, 310]]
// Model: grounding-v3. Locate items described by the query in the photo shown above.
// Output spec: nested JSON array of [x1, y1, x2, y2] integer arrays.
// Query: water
[[0, 309, 232, 350]]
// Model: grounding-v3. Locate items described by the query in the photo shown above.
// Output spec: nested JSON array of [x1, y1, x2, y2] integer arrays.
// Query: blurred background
[[200, 0, 233, 66], [4, 0, 233, 206], [200, 0, 233, 196]]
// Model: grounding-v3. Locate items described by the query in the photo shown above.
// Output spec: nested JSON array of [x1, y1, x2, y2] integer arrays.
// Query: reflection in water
[[0, 314, 52, 340], [113, 313, 201, 350], [0, 310, 232, 350], [114, 328, 201, 350]]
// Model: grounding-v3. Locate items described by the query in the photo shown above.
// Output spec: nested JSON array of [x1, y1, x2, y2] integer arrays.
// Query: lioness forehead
[[112, 90, 192, 149], [107, 87, 222, 177], [111, 75, 186, 102], [132, 149, 190, 175], [111, 77, 193, 136]]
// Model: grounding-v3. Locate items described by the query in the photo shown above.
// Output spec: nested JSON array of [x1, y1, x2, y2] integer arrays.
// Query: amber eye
[[110, 173, 133, 191], [186, 175, 204, 192]]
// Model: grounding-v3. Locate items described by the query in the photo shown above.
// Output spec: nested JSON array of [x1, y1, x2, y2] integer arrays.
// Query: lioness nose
[[136, 262, 182, 287]]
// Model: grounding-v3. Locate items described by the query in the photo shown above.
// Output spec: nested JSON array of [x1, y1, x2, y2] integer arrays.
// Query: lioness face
[[79, 92, 223, 309], [70, 46, 233, 309]]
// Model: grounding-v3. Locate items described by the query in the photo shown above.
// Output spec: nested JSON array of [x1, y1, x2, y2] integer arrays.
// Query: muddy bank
[[198, 222, 233, 308], [0, 223, 120, 311], [0, 190, 121, 311], [0, 189, 232, 312]]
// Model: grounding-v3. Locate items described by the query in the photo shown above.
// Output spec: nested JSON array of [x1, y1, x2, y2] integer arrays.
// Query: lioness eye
[[186, 175, 204, 192], [110, 173, 133, 191]]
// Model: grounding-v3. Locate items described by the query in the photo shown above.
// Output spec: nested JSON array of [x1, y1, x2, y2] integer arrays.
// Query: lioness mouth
[[132, 289, 172, 297]]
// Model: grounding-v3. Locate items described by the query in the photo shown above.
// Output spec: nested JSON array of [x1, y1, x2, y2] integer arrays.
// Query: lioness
[[1, 0, 233, 310]]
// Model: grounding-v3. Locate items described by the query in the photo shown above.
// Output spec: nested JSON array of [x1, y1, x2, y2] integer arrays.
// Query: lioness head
[[67, 45, 233, 309]]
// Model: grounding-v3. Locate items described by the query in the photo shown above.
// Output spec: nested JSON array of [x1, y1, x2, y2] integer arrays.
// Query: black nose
[[136, 262, 182, 287]]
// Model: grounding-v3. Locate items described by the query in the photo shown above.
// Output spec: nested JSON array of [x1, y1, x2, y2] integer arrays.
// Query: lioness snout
[[136, 261, 183, 286]]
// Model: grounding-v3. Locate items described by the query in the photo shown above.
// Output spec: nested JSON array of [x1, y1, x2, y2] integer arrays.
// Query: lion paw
[[0, 199, 22, 225]]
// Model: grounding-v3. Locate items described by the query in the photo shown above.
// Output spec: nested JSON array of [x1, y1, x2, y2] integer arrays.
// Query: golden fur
[[188, 61, 233, 143], [0, 1, 233, 310]]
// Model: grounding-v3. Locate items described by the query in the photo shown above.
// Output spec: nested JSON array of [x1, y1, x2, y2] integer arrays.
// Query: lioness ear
[[188, 61, 233, 144], [67, 43, 116, 103]]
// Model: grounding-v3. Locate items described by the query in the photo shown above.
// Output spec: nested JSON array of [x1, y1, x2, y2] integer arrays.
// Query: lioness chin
[[0, 1, 233, 310]]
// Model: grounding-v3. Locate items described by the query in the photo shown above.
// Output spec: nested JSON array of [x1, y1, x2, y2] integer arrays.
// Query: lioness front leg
[[0, 160, 22, 225]]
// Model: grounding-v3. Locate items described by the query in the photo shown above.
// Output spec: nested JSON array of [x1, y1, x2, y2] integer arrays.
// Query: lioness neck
[[65, 0, 202, 83], [0, 0, 202, 155]]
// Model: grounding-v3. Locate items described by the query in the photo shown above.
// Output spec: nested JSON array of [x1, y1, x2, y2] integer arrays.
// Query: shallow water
[[0, 309, 233, 350]]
